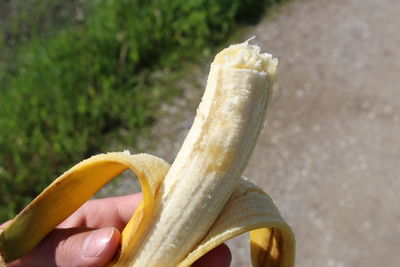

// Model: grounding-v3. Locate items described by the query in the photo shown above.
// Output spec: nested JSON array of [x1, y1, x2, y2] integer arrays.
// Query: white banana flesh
[[131, 41, 277, 267]]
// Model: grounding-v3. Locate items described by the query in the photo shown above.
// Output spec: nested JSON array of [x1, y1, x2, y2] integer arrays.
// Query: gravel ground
[[103, 0, 400, 266]]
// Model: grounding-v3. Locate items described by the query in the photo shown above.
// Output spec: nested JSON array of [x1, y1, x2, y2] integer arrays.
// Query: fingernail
[[83, 228, 115, 258]]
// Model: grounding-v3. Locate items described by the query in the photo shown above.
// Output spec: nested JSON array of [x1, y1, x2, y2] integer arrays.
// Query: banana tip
[[213, 37, 278, 77]]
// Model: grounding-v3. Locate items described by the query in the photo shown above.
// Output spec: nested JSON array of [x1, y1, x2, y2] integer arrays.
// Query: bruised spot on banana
[[0, 40, 295, 267]]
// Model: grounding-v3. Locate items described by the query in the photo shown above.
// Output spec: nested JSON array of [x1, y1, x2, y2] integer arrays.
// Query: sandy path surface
[[228, 0, 400, 266], [105, 0, 400, 266]]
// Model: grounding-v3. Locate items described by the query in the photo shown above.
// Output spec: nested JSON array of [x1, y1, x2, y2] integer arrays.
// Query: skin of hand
[[0, 193, 231, 267]]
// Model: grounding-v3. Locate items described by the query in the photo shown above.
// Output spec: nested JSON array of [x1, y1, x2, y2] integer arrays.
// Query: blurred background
[[1, 0, 399, 266]]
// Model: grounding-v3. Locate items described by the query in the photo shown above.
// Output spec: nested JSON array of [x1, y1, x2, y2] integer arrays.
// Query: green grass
[[0, 0, 283, 221]]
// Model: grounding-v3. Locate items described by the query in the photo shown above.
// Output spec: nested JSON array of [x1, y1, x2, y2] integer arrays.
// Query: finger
[[59, 193, 143, 230], [7, 227, 120, 267], [192, 244, 232, 267]]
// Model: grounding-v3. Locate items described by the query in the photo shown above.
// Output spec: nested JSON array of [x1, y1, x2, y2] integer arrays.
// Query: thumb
[[7, 227, 120, 267]]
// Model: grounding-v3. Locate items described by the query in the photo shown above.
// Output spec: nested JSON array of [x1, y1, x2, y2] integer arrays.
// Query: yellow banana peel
[[0, 41, 295, 266]]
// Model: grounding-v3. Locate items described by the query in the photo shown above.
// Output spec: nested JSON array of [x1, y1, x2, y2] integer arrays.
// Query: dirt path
[[106, 0, 400, 266], [229, 0, 400, 266]]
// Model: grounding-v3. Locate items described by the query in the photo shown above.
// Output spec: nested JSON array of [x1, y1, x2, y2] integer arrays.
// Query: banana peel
[[0, 152, 294, 266]]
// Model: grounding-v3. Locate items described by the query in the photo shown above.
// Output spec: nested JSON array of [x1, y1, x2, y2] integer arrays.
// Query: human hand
[[1, 193, 231, 267]]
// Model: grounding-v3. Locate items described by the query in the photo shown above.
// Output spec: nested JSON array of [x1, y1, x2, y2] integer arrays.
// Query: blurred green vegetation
[[0, 0, 281, 221]]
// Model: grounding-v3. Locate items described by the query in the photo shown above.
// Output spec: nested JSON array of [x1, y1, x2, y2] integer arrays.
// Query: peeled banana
[[0, 41, 295, 267]]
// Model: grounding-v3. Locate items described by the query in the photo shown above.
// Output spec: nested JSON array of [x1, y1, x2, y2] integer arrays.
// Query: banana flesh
[[130, 41, 276, 267], [0, 41, 295, 267]]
